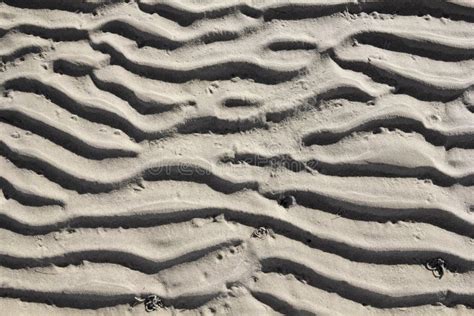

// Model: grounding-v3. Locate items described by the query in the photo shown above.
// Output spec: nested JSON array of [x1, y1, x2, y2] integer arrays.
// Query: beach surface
[[0, 0, 474, 315]]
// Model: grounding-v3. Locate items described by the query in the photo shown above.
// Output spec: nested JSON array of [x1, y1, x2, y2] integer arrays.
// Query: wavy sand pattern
[[0, 0, 473, 315]]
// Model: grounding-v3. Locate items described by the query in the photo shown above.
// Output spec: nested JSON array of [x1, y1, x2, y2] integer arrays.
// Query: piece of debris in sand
[[425, 258, 447, 279], [133, 294, 164, 312], [251, 227, 275, 239]]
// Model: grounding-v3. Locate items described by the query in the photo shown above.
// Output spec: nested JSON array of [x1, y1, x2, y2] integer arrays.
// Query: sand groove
[[0, 0, 473, 315]]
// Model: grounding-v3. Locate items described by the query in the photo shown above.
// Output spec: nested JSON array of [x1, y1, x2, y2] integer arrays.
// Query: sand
[[0, 0, 473, 315]]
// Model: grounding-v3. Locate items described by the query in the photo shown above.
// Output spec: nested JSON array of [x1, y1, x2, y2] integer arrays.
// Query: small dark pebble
[[278, 195, 296, 208]]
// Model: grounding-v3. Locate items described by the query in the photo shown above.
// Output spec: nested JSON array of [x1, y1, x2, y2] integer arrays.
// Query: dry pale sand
[[0, 0, 474, 315]]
